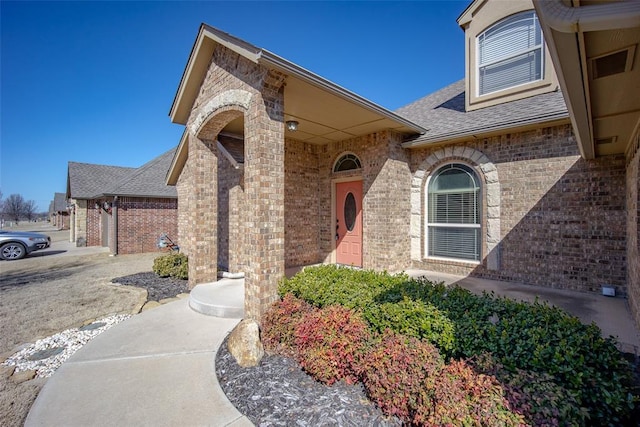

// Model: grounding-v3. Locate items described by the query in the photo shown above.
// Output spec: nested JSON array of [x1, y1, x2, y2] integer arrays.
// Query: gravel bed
[[2, 315, 130, 378], [111, 272, 189, 301], [216, 337, 401, 427]]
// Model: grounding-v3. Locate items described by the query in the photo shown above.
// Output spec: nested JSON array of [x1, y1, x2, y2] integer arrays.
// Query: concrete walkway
[[25, 299, 252, 427]]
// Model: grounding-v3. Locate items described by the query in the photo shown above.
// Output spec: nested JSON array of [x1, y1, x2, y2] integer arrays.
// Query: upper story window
[[477, 11, 543, 96]]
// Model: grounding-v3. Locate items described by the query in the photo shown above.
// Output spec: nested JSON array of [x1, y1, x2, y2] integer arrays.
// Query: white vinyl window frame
[[425, 164, 481, 263], [476, 10, 544, 96]]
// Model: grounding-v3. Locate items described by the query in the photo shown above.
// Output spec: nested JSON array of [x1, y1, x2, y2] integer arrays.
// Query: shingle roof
[[67, 147, 177, 200], [67, 163, 135, 199], [53, 192, 68, 212], [395, 80, 569, 146], [107, 147, 177, 198]]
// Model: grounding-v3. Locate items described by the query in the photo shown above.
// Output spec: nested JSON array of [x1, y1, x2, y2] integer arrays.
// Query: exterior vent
[[595, 136, 618, 145], [592, 46, 635, 79]]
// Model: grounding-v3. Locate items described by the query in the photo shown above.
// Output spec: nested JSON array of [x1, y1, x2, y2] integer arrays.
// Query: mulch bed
[[111, 272, 188, 301], [215, 336, 401, 426]]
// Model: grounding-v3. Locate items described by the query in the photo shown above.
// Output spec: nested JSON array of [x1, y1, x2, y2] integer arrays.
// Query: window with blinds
[[427, 164, 481, 261], [477, 11, 543, 96]]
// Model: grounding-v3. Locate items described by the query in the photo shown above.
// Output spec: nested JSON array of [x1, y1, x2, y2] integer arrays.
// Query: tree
[[23, 200, 37, 221]]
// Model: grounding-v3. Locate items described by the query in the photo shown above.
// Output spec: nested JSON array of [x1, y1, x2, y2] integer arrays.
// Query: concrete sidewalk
[[25, 299, 252, 427]]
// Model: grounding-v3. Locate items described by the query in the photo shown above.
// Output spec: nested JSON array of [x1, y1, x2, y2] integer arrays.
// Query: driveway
[[0, 223, 160, 426]]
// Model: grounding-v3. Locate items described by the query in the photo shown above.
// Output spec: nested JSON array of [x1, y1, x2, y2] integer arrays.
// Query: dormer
[[458, 0, 559, 111]]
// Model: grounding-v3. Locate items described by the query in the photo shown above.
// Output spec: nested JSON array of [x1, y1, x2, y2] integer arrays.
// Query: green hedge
[[278, 265, 637, 426], [152, 253, 188, 280]]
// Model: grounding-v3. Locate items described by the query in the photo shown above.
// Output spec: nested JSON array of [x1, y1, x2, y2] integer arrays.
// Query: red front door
[[336, 181, 363, 267]]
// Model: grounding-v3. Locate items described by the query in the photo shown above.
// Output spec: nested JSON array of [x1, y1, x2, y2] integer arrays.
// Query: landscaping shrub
[[152, 253, 188, 279], [470, 353, 583, 426], [363, 297, 455, 354], [261, 294, 314, 357], [293, 304, 370, 385], [279, 264, 408, 309], [277, 266, 637, 425], [359, 329, 444, 421], [417, 359, 525, 426]]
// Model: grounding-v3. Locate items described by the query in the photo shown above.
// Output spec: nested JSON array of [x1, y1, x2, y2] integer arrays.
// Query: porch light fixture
[[286, 120, 299, 132], [103, 201, 112, 210]]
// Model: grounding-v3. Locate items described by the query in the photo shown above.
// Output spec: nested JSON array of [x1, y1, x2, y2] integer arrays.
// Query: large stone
[[11, 369, 36, 384], [227, 319, 264, 368]]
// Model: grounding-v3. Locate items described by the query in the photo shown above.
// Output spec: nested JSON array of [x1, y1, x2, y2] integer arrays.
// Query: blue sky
[[1, 1, 467, 212]]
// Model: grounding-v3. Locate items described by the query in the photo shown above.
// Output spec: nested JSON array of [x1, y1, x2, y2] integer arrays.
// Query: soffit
[[584, 26, 640, 156], [535, 0, 640, 158]]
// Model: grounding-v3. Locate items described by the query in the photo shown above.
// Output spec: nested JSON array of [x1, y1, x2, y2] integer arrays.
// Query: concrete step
[[188, 279, 244, 318]]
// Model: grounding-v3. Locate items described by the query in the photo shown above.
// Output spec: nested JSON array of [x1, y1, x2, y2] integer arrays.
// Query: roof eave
[[402, 112, 570, 149]]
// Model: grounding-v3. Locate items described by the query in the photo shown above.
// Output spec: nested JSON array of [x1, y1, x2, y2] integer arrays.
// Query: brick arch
[[410, 146, 501, 270], [190, 89, 253, 138]]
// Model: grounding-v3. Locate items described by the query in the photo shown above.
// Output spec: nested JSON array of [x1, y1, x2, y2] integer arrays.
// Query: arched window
[[333, 153, 362, 172], [477, 11, 544, 96], [427, 164, 481, 261]]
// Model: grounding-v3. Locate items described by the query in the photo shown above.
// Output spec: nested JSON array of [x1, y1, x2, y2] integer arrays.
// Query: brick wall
[[217, 152, 244, 272], [284, 138, 321, 267], [73, 199, 87, 246], [116, 197, 178, 254], [410, 124, 628, 295], [176, 145, 194, 259], [86, 200, 102, 247], [627, 131, 640, 328]]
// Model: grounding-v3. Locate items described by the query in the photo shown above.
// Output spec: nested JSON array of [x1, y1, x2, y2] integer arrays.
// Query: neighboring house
[[165, 0, 640, 326], [67, 148, 178, 254], [49, 192, 70, 230]]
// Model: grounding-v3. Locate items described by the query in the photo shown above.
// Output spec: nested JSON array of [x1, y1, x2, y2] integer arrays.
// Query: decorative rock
[[159, 297, 179, 305], [1, 314, 130, 378], [141, 301, 161, 312], [1, 364, 15, 379], [227, 319, 264, 368], [176, 293, 190, 300], [11, 369, 36, 384]]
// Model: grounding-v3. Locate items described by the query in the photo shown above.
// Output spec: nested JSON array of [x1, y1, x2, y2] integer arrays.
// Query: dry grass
[[0, 222, 161, 426]]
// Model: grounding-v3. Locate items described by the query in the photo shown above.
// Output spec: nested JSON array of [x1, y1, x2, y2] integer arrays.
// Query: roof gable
[[67, 148, 178, 200], [67, 162, 135, 199], [107, 148, 177, 198]]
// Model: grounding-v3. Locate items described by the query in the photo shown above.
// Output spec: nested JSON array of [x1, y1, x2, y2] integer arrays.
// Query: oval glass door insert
[[344, 192, 356, 231]]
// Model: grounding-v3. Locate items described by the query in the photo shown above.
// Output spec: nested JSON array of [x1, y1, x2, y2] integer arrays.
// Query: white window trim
[[476, 11, 545, 97]]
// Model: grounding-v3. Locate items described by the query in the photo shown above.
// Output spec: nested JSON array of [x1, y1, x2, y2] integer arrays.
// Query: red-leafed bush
[[261, 293, 314, 357], [359, 329, 444, 421], [416, 359, 526, 426], [294, 304, 370, 385]]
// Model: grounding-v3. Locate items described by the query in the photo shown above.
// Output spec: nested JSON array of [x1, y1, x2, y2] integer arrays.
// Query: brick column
[[244, 85, 285, 322], [189, 135, 219, 285]]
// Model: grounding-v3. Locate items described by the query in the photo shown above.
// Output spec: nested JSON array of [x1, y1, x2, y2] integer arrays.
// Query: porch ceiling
[[222, 74, 424, 143]]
